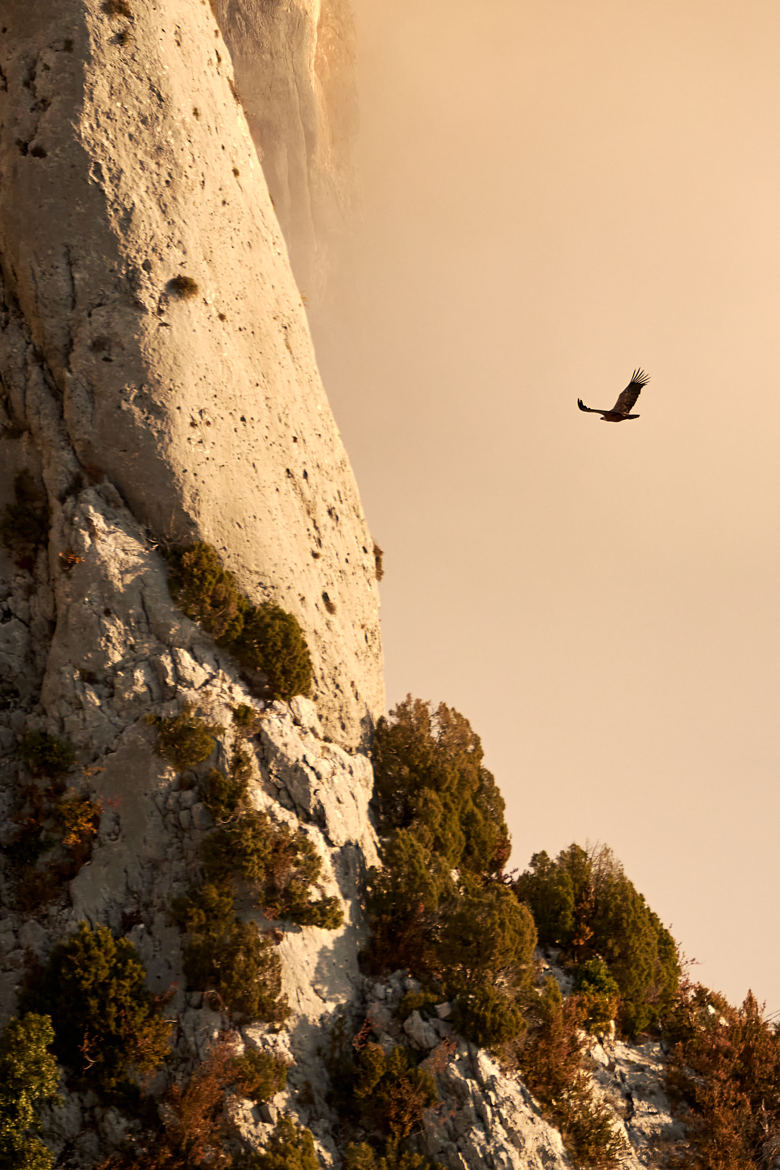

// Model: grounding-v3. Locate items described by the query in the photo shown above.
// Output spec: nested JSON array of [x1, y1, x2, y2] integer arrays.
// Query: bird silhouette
[[578, 369, 650, 421]]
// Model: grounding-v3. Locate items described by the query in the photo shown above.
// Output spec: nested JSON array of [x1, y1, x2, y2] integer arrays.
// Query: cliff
[[0, 0, 382, 751]]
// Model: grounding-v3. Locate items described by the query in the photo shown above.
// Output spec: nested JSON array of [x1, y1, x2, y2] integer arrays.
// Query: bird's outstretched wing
[[611, 368, 650, 415], [577, 399, 600, 413]]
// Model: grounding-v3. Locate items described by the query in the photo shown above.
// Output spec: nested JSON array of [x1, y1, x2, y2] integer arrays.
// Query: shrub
[[231, 1047, 288, 1103], [172, 883, 289, 1022], [167, 543, 313, 701], [235, 1116, 319, 1170], [167, 275, 200, 298], [515, 843, 680, 1037], [22, 922, 172, 1092], [451, 984, 526, 1050], [572, 958, 620, 1035], [0, 1013, 59, 1170], [232, 704, 260, 736], [334, 1035, 438, 1142], [521, 978, 628, 1169], [234, 602, 313, 702], [151, 704, 222, 772], [365, 827, 455, 974], [438, 879, 536, 993], [18, 731, 75, 778], [201, 811, 342, 928], [199, 767, 244, 823], [372, 698, 510, 876], [366, 699, 527, 1046], [666, 986, 780, 1169], [9, 787, 101, 912], [55, 793, 101, 857], [373, 544, 385, 582], [345, 1145, 440, 1170], [167, 544, 244, 644]]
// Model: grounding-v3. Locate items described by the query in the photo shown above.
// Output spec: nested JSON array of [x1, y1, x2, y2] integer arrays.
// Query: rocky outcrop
[[0, 0, 382, 749]]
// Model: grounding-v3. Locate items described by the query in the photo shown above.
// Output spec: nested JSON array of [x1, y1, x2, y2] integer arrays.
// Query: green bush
[[167, 543, 312, 701], [515, 843, 680, 1036], [234, 602, 313, 702], [345, 1144, 440, 1170], [0, 1013, 59, 1170], [365, 699, 531, 1047], [451, 984, 526, 1050], [438, 880, 536, 993], [572, 958, 620, 1035], [199, 766, 245, 823], [330, 1030, 438, 1144], [232, 704, 261, 736], [173, 883, 289, 1022], [365, 826, 455, 974], [235, 1116, 319, 1170], [231, 1048, 288, 1104], [201, 810, 342, 928], [372, 698, 509, 875], [18, 731, 75, 778], [22, 922, 172, 1092], [151, 704, 223, 772], [167, 544, 245, 643]]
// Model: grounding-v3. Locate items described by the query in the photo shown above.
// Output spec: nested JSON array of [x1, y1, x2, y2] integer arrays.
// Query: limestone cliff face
[[0, 0, 381, 749]]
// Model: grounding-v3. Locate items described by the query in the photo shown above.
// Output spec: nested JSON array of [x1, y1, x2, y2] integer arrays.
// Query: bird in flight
[[578, 369, 650, 422]]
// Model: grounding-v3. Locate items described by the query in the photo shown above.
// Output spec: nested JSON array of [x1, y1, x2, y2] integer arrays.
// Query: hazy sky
[[312, 0, 780, 1015]]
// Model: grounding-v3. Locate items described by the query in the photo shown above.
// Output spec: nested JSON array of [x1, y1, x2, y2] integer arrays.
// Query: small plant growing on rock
[[231, 1047, 288, 1104], [151, 703, 223, 771], [520, 977, 628, 1169], [329, 1020, 439, 1165], [344, 1144, 441, 1170], [232, 703, 260, 736], [167, 274, 200, 298], [0, 1012, 60, 1170], [167, 543, 244, 643], [102, 0, 133, 16], [166, 543, 313, 701], [234, 1116, 320, 1170], [233, 601, 313, 701], [22, 922, 172, 1093], [201, 810, 343, 928], [56, 792, 101, 856], [18, 730, 75, 778], [172, 882, 289, 1022], [571, 958, 620, 1035], [373, 543, 385, 582]]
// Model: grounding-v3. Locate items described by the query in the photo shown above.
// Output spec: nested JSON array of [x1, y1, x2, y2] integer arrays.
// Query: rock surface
[[0, 0, 382, 749]]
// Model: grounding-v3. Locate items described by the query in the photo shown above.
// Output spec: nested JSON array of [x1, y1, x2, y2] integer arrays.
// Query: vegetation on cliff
[[166, 543, 313, 701]]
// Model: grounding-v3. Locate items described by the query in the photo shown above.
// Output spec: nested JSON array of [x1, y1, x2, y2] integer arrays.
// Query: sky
[[311, 0, 780, 1016]]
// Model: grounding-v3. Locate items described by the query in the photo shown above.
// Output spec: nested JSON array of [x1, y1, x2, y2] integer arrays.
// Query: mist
[[311, 0, 780, 1014]]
